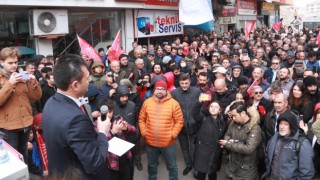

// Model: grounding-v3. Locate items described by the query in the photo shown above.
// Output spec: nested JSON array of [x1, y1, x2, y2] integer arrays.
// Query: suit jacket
[[42, 93, 109, 179]]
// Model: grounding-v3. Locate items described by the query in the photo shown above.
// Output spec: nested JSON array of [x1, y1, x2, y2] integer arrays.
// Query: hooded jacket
[[262, 112, 315, 179], [223, 106, 262, 179], [90, 61, 106, 88]]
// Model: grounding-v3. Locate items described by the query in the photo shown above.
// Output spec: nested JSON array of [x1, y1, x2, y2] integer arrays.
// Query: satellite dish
[[37, 12, 57, 33]]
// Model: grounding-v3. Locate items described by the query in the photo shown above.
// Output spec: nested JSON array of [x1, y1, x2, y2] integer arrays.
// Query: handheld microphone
[[100, 105, 109, 121]]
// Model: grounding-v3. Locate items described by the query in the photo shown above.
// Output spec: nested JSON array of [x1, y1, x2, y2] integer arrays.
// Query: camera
[[141, 80, 148, 85]]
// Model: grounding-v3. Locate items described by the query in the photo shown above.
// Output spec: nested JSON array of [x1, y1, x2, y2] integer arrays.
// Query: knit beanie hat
[[237, 75, 249, 86], [303, 76, 317, 87], [154, 80, 167, 90]]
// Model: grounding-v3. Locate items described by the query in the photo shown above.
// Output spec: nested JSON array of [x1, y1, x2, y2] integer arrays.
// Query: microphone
[[100, 105, 109, 121]]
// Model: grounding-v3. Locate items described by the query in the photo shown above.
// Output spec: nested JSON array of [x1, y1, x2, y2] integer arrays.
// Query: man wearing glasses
[[264, 56, 281, 84], [240, 56, 253, 79], [139, 80, 184, 180]]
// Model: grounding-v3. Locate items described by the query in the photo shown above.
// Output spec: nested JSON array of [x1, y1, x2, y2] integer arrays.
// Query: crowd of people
[[1, 24, 320, 180]]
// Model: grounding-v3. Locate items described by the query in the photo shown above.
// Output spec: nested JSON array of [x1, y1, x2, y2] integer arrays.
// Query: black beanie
[[237, 75, 249, 86], [116, 85, 130, 96], [303, 76, 317, 87], [277, 111, 299, 136]]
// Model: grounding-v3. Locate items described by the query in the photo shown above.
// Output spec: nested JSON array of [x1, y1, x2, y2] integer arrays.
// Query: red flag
[[77, 35, 102, 62], [316, 32, 320, 44], [108, 30, 125, 62], [245, 20, 256, 36], [36, 131, 48, 171], [247, 80, 259, 97], [272, 22, 282, 33]]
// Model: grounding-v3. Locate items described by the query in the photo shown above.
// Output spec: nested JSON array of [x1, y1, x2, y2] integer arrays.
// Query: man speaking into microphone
[[42, 54, 111, 179]]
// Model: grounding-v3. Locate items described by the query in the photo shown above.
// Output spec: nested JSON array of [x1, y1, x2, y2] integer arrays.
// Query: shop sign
[[237, 0, 257, 15], [134, 10, 183, 38], [219, 17, 236, 24], [262, 2, 274, 10], [220, 8, 236, 17], [145, 0, 178, 6]]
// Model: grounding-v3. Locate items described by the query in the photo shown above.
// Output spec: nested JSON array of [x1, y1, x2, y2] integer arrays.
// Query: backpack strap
[[295, 136, 306, 154]]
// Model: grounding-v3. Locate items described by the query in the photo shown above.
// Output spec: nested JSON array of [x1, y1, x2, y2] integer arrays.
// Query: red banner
[[108, 30, 125, 62], [247, 80, 259, 97], [245, 19, 256, 36], [77, 35, 102, 62], [36, 131, 48, 171], [145, 0, 178, 6], [272, 22, 282, 33]]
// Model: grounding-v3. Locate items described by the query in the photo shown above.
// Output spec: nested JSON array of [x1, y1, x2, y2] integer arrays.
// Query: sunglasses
[[254, 91, 263, 95]]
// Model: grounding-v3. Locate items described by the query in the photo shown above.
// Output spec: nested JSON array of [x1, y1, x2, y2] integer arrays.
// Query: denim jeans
[[0, 126, 31, 162], [146, 144, 178, 180]]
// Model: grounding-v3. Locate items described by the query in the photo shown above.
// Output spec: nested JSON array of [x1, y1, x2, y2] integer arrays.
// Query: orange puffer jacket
[[139, 92, 184, 147]]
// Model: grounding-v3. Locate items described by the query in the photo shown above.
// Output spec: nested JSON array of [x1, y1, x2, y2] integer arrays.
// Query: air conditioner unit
[[29, 9, 69, 36]]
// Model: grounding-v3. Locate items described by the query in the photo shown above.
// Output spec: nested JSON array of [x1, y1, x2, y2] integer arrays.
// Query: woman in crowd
[[288, 81, 314, 123], [300, 103, 320, 178], [192, 99, 227, 180]]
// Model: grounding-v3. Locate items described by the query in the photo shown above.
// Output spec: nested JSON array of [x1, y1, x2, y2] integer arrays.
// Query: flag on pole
[[247, 80, 259, 97], [77, 35, 102, 62], [245, 19, 257, 36], [108, 30, 125, 62], [179, 0, 214, 27], [316, 32, 320, 44], [36, 131, 48, 171], [272, 21, 282, 34]]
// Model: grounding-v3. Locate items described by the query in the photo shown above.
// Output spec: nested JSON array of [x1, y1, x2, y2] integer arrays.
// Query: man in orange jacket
[[139, 79, 184, 180]]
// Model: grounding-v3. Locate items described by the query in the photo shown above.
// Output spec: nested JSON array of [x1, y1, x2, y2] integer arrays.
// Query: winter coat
[[224, 107, 262, 179], [263, 131, 314, 179], [139, 92, 184, 147], [113, 99, 137, 144], [90, 61, 106, 88], [312, 117, 320, 140], [192, 102, 227, 174], [212, 85, 237, 111], [120, 62, 139, 85], [0, 70, 42, 130], [172, 86, 201, 135]]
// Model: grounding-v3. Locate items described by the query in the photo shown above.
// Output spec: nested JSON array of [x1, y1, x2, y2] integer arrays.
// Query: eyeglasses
[[155, 88, 166, 91], [272, 62, 279, 65], [254, 91, 263, 95]]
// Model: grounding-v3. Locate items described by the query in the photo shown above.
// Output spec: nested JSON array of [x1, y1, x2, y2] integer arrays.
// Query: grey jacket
[[263, 131, 315, 179]]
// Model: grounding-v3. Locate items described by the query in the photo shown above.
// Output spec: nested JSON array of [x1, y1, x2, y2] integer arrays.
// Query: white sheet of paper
[[108, 137, 135, 156]]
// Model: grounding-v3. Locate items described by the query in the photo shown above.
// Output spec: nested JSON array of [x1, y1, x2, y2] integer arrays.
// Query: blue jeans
[[146, 144, 178, 180]]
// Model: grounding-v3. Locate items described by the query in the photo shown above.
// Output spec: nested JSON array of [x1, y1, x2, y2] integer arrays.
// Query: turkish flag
[[36, 131, 48, 171], [108, 30, 125, 62], [247, 80, 259, 97], [77, 35, 102, 62], [272, 22, 282, 33], [316, 32, 320, 44], [245, 19, 256, 36]]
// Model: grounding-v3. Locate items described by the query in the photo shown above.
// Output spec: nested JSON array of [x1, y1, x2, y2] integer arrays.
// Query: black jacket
[[192, 102, 227, 174], [172, 86, 201, 135]]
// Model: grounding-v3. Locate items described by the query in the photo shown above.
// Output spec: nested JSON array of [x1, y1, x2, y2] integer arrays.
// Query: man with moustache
[[278, 67, 295, 93], [303, 75, 320, 104], [262, 112, 314, 179]]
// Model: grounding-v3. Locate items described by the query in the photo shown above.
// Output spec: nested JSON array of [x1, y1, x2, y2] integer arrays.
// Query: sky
[[293, 0, 320, 7]]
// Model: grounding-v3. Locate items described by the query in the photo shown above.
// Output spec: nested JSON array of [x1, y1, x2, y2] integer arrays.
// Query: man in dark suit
[[42, 54, 111, 179]]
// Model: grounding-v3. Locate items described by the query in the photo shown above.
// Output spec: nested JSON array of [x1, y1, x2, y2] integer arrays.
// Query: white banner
[[134, 10, 183, 38], [179, 0, 214, 25]]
